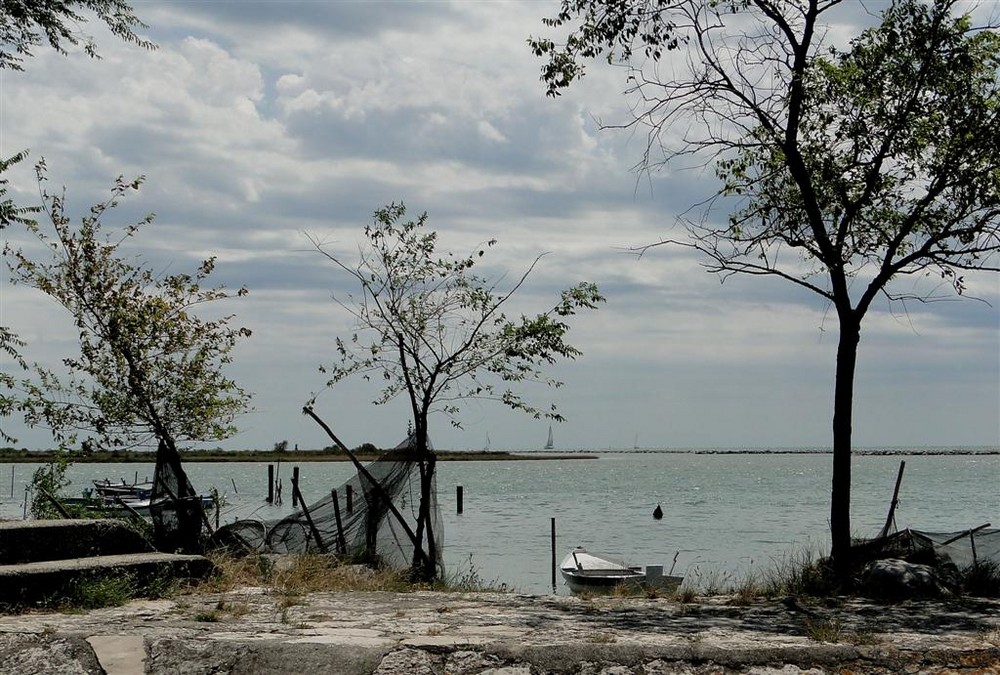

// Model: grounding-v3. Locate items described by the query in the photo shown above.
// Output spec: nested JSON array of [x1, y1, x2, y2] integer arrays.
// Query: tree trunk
[[830, 311, 861, 583], [410, 419, 438, 581]]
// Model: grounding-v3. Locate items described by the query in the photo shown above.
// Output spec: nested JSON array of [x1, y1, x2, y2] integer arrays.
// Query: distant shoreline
[[0, 447, 995, 463], [0, 450, 600, 464]]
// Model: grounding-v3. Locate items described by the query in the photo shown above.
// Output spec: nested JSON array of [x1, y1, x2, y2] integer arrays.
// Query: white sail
[[544, 425, 554, 450]]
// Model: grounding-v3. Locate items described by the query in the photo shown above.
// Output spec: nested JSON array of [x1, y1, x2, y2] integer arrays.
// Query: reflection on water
[[1, 451, 996, 595]]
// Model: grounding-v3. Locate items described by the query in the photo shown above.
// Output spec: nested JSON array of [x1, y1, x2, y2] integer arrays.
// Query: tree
[[308, 203, 603, 579], [1, 0, 154, 438], [4, 161, 253, 455], [0, 150, 40, 444], [0, 0, 153, 71], [532, 0, 1000, 581]]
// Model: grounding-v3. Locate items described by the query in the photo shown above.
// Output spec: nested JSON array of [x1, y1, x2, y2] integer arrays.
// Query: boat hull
[[559, 547, 683, 595]]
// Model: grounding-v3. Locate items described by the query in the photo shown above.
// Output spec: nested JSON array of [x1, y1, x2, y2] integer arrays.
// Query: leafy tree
[[307, 203, 603, 579], [532, 0, 1000, 581], [4, 161, 253, 456], [0, 0, 153, 71], [0, 150, 40, 443], [2, 0, 153, 437]]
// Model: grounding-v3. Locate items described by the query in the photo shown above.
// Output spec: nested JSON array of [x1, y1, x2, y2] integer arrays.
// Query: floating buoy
[[653, 504, 663, 520]]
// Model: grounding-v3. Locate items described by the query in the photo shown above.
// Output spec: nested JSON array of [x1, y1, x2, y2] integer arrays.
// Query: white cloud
[[1, 1, 997, 451]]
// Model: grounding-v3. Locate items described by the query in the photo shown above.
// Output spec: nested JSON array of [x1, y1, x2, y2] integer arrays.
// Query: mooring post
[[292, 466, 300, 507], [457, 485, 464, 514], [551, 517, 557, 593], [346, 484, 353, 513], [9, 465, 13, 499], [267, 464, 274, 504]]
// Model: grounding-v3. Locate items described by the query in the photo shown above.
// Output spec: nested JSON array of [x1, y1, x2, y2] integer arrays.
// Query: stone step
[[0, 518, 153, 564], [0, 552, 214, 605]]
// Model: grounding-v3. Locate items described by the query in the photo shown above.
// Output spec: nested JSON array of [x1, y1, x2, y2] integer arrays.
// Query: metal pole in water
[[551, 517, 557, 593], [9, 465, 13, 499], [456, 485, 463, 514], [267, 464, 274, 504], [292, 466, 300, 507]]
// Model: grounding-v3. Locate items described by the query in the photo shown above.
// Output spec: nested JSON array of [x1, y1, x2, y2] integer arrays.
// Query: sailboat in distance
[[544, 425, 554, 450]]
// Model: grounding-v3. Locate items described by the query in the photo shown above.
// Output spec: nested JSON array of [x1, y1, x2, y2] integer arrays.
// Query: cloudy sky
[[1, 1, 997, 452]]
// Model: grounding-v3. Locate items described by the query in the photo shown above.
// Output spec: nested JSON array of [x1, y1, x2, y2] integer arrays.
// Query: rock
[[0, 634, 103, 675], [860, 558, 949, 600], [374, 647, 436, 675]]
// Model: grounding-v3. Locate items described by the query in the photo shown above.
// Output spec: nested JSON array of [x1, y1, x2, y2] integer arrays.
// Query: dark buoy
[[653, 504, 663, 520]]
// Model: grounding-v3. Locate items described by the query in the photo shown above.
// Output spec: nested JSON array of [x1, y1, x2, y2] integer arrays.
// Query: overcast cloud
[[1, 1, 997, 452]]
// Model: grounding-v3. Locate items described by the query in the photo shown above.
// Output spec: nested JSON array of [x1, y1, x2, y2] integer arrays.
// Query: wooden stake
[[879, 460, 906, 539], [293, 475, 327, 553], [331, 489, 347, 555]]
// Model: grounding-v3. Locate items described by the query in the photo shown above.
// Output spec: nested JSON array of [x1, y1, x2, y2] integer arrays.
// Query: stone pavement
[[0, 589, 997, 674]]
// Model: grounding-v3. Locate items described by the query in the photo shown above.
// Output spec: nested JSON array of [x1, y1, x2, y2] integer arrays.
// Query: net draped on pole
[[149, 438, 210, 554], [213, 435, 443, 575]]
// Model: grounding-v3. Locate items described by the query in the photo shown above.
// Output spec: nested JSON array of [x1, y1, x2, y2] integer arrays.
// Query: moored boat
[[560, 546, 683, 594], [92, 478, 153, 500]]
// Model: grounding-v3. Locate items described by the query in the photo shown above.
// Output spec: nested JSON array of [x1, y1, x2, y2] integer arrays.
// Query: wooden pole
[[292, 475, 327, 553], [267, 464, 274, 504], [113, 496, 145, 521], [346, 484, 353, 513], [879, 460, 906, 539], [942, 522, 992, 546], [231, 478, 238, 494], [331, 489, 347, 555], [456, 485, 464, 515], [39, 488, 71, 518], [303, 406, 427, 568], [9, 465, 13, 498], [292, 466, 300, 507], [551, 517, 557, 593]]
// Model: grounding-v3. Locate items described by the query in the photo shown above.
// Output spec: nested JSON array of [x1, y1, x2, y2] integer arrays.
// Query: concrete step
[[0, 518, 153, 564], [0, 551, 214, 605]]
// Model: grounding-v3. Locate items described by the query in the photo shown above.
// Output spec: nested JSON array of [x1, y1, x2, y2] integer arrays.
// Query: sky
[[1, 1, 998, 452]]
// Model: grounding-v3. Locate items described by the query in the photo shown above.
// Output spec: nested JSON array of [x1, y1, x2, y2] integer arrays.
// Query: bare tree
[[308, 203, 603, 579], [532, 0, 1000, 581]]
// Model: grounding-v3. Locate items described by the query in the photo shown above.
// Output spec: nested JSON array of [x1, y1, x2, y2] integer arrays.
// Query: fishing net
[[856, 527, 1000, 569], [149, 438, 210, 554], [213, 435, 443, 576]]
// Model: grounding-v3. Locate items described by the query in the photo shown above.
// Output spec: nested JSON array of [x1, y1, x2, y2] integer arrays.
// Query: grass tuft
[[959, 560, 1000, 598], [61, 572, 140, 610]]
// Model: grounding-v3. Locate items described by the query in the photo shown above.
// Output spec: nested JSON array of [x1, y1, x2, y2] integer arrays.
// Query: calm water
[[2, 450, 997, 594]]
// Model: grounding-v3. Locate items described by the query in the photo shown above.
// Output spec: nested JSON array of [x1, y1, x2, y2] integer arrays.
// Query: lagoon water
[[2, 449, 997, 595]]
